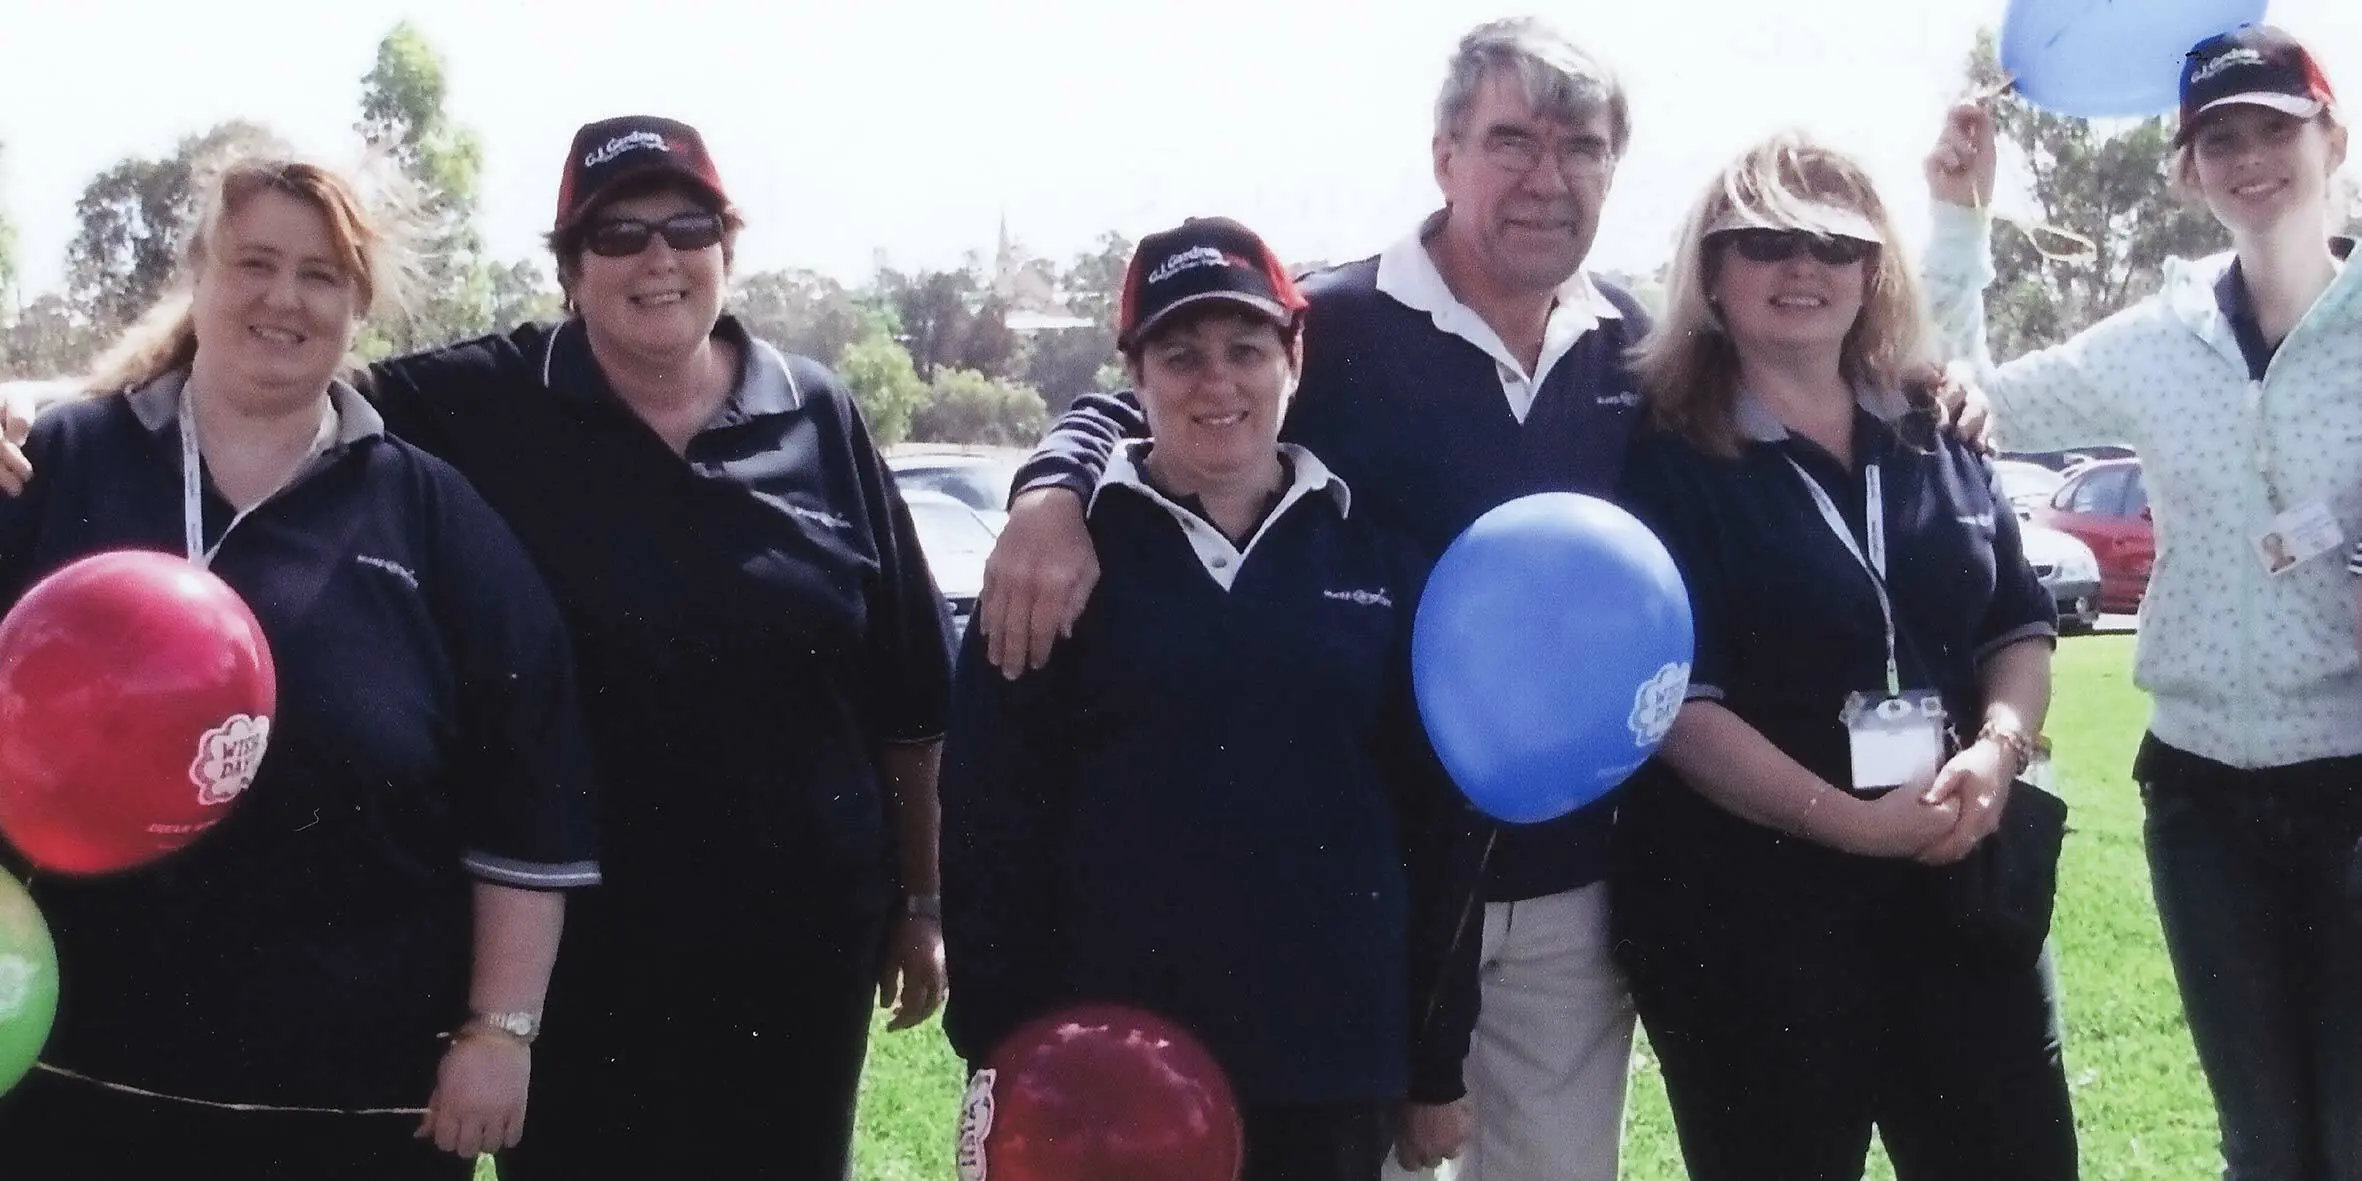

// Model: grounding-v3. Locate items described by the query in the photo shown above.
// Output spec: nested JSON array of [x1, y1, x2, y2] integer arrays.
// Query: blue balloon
[[1413, 493, 1694, 825], [2001, 0, 2265, 118]]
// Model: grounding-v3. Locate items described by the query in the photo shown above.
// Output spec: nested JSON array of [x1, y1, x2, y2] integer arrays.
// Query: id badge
[[1842, 690, 1946, 793], [2254, 500, 2345, 576]]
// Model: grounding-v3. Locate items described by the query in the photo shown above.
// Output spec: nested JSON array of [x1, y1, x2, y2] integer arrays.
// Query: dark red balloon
[[959, 1003, 1243, 1181], [0, 550, 276, 874]]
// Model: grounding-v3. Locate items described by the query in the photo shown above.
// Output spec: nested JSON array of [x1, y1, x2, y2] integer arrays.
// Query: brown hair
[[543, 174, 745, 313], [84, 156, 393, 395], [1629, 131, 1934, 458]]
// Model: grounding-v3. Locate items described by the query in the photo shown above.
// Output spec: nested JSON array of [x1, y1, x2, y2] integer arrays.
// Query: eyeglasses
[[581, 212, 727, 258], [1715, 228, 1878, 266], [1471, 128, 1616, 181]]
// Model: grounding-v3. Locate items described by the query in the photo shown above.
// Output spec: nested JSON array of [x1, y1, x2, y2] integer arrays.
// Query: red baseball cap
[[1118, 217, 1307, 351], [553, 115, 730, 232]]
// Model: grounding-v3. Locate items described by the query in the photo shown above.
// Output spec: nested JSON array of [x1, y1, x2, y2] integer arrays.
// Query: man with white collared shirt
[[980, 18, 1650, 1181]]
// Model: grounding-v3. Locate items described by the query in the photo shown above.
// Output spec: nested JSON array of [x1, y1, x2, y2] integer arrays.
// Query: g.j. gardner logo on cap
[[584, 130, 670, 169], [189, 714, 271, 807], [2191, 46, 2265, 84]]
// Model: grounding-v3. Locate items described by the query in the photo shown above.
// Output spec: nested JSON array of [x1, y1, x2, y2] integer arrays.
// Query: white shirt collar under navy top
[[1733, 386, 1914, 444], [1092, 441, 1352, 591], [1374, 209, 1623, 425], [128, 369, 387, 452]]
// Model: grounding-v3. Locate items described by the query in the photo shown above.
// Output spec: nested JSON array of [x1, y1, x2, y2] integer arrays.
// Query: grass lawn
[[841, 633, 2215, 1177]]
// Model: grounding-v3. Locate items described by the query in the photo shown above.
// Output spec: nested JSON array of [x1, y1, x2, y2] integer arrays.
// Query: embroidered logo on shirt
[[955, 1068, 997, 1181], [1628, 662, 1690, 747], [788, 503, 855, 531], [189, 714, 272, 807], [0, 955, 33, 1020], [356, 554, 420, 589], [1957, 512, 1995, 532], [1595, 390, 1642, 408], [1323, 588, 1394, 608]]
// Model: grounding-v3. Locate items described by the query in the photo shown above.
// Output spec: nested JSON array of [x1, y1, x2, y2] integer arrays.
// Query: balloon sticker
[[190, 714, 272, 806], [1627, 662, 1690, 748], [0, 955, 31, 1019], [957, 1068, 998, 1181]]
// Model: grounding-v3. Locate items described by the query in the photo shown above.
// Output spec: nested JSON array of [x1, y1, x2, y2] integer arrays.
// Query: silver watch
[[472, 1010, 542, 1043]]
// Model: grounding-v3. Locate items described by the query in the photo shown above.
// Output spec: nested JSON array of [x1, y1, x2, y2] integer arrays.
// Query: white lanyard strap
[[179, 391, 332, 570], [1783, 457, 1901, 697]]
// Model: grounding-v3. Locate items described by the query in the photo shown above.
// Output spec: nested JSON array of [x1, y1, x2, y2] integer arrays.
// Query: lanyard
[[1783, 456, 1901, 697], [179, 391, 332, 570]]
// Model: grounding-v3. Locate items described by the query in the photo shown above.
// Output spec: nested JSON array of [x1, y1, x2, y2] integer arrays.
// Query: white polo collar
[[1093, 441, 1351, 591], [1374, 209, 1622, 422], [1734, 386, 1913, 444]]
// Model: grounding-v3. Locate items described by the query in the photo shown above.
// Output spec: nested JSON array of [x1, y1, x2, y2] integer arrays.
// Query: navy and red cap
[[552, 115, 730, 232], [2177, 25, 2337, 146], [1118, 217, 1308, 351]]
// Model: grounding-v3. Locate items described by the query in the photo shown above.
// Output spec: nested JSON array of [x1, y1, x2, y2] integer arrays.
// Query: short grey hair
[[1435, 18, 1630, 154]]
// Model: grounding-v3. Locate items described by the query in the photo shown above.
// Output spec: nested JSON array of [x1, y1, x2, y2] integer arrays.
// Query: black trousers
[[0, 1070, 472, 1180], [1618, 814, 2078, 1181], [497, 902, 891, 1181], [1241, 1101, 1393, 1181]]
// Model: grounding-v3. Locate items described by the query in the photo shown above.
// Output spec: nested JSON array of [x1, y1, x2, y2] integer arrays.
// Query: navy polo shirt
[[2215, 238, 2357, 380], [1617, 391, 2056, 805], [0, 375, 598, 1109], [362, 315, 954, 936], [940, 444, 1485, 1104], [1017, 255, 1653, 902]]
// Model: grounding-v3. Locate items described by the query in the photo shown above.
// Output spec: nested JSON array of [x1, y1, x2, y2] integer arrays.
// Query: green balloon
[[0, 868, 58, 1095]]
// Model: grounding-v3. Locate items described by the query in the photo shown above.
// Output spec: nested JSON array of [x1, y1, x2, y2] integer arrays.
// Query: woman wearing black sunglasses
[[344, 115, 953, 1180], [1608, 131, 2076, 1181]]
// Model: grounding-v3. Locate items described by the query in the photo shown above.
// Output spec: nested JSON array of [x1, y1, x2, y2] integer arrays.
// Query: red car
[[2034, 459, 2153, 614]]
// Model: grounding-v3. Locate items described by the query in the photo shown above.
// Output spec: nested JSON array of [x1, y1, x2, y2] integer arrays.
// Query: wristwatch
[[905, 894, 944, 921], [466, 1010, 542, 1046]]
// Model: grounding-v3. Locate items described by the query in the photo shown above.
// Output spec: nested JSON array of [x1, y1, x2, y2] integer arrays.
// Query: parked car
[[1992, 459, 2065, 517], [2034, 458, 2153, 614], [902, 488, 1002, 643], [2019, 521, 2103, 633], [2002, 444, 2136, 473], [886, 448, 1022, 523]]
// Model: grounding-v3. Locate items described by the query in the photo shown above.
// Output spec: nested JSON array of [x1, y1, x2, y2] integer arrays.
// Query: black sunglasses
[[581, 211, 726, 258], [1716, 228, 1878, 266]]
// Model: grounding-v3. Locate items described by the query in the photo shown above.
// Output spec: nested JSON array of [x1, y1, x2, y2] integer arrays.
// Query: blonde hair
[[1629, 131, 1934, 458], [83, 154, 404, 395]]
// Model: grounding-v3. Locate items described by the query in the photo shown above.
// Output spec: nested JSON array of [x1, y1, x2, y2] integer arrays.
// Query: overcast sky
[[4, 0, 2357, 300]]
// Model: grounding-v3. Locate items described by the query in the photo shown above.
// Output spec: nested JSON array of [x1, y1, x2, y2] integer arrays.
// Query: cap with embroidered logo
[[552, 115, 730, 232], [2177, 25, 2337, 146], [1119, 217, 1308, 351]]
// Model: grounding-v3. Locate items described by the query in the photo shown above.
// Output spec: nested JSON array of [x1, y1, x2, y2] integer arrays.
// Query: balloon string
[[32, 1063, 428, 1116], [1964, 72, 2102, 266], [1418, 827, 1499, 1038]]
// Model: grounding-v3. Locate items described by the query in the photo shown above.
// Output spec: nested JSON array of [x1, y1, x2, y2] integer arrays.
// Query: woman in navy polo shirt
[[939, 217, 1485, 1181], [1610, 134, 2075, 1181], [0, 158, 598, 1179]]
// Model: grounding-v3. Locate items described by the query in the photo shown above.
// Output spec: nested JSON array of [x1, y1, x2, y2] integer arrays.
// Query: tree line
[[0, 26, 2294, 445]]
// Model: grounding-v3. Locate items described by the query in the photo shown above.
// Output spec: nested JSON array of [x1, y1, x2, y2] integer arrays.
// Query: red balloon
[[0, 550, 276, 874], [959, 1003, 1243, 1181]]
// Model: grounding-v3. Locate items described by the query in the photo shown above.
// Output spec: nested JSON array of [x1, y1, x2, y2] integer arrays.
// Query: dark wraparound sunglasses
[[1715, 228, 1878, 266], [582, 212, 726, 258]]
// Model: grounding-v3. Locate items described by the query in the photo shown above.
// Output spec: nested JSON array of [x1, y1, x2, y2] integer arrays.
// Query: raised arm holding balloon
[[1925, 23, 2362, 1180], [1611, 132, 2074, 1181], [0, 156, 598, 1179]]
